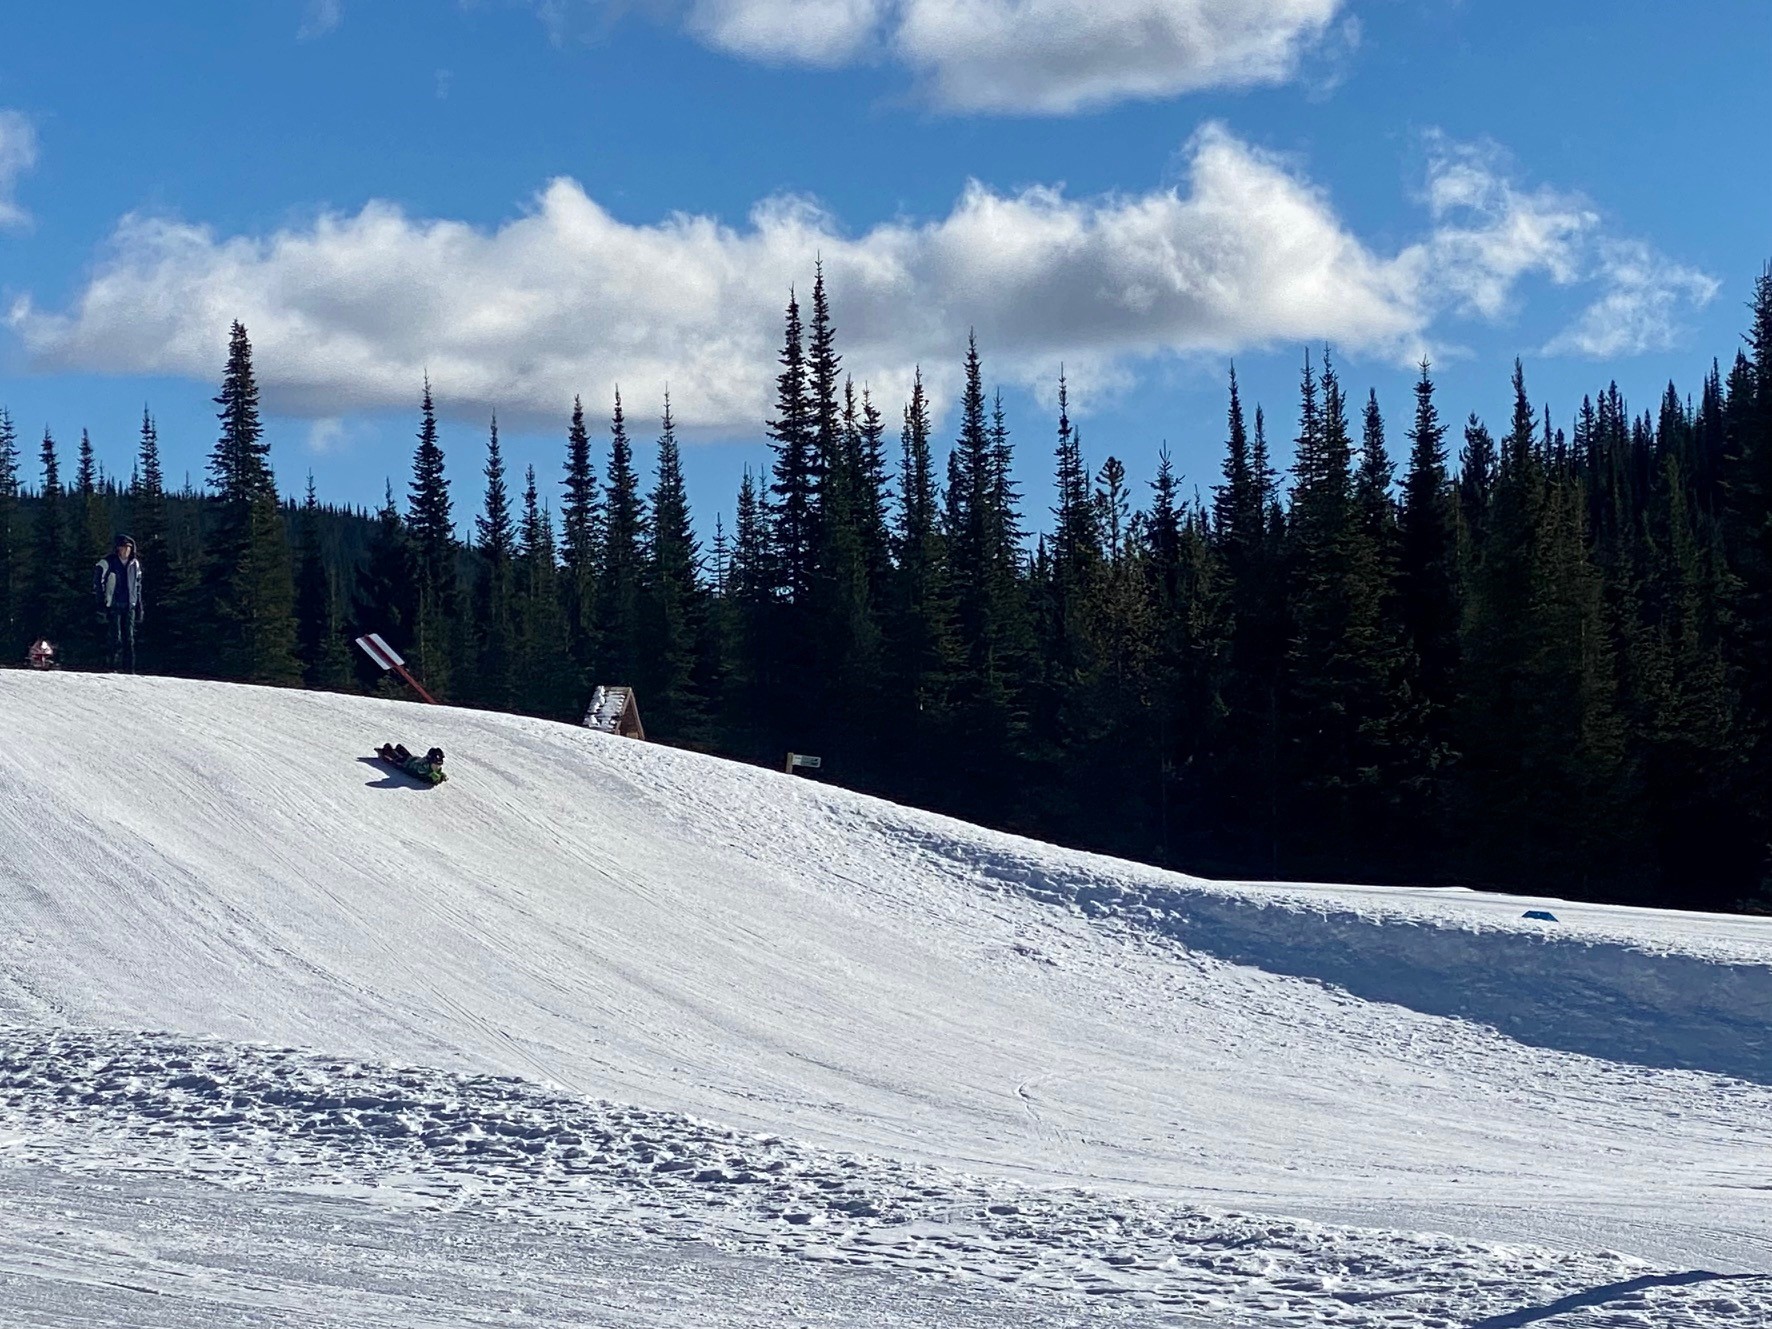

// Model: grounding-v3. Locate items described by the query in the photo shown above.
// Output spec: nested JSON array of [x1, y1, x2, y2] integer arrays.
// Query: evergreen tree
[[513, 465, 571, 717], [26, 429, 73, 654], [1213, 375, 1286, 872], [407, 377, 458, 696], [559, 394, 601, 674], [1721, 267, 1772, 888], [889, 368, 957, 773], [0, 408, 19, 656], [1458, 414, 1497, 546], [75, 430, 110, 563], [205, 322, 298, 683], [1283, 350, 1399, 862], [1355, 389, 1397, 544], [130, 409, 171, 662], [1397, 361, 1461, 832], [851, 383, 893, 603], [596, 389, 645, 686], [471, 415, 516, 711], [639, 394, 705, 740], [808, 371, 883, 770], [295, 475, 350, 690], [766, 290, 817, 601], [353, 481, 417, 692], [943, 334, 1029, 809], [806, 262, 843, 496]]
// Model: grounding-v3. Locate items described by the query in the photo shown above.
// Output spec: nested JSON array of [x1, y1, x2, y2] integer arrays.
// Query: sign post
[[785, 752, 823, 774], [354, 633, 438, 705]]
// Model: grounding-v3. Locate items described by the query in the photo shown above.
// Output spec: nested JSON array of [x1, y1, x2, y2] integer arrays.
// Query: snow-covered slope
[[2, 671, 1769, 1326]]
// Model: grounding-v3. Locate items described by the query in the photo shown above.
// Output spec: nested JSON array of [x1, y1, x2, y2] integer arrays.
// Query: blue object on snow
[[1523, 909, 1559, 922]]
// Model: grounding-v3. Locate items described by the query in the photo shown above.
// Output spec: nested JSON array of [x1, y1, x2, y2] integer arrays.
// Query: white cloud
[[687, 0, 886, 65], [299, 0, 343, 40], [6, 126, 1706, 433], [0, 110, 40, 230], [1542, 240, 1720, 359], [565, 0, 1347, 113], [891, 0, 1344, 114], [305, 418, 351, 455], [1408, 137, 1595, 321]]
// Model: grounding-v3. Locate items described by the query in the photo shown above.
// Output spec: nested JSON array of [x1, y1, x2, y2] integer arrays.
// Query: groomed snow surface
[[1, 672, 1769, 1327]]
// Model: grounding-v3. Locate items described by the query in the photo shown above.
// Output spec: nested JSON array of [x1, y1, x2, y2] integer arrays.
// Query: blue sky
[[1, 1, 1768, 534]]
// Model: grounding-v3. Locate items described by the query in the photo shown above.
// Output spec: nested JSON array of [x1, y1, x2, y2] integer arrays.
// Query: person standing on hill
[[93, 534, 143, 673]]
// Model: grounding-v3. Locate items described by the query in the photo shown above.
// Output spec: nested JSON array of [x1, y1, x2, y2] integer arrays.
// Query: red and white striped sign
[[354, 633, 404, 671]]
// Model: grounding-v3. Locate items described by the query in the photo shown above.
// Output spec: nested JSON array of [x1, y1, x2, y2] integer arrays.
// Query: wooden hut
[[582, 685, 645, 740]]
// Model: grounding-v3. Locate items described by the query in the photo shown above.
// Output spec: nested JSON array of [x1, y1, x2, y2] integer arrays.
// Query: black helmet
[[113, 532, 136, 550], [425, 747, 445, 765]]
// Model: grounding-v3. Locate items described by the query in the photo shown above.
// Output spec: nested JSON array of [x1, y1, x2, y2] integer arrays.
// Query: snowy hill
[[2, 670, 1769, 1327]]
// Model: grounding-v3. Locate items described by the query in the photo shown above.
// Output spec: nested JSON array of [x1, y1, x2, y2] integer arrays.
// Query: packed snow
[[1, 670, 1768, 1326]]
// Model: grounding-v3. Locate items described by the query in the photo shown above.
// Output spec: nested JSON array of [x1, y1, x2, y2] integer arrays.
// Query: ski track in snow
[[6, 1027, 1769, 1327], [3, 671, 1772, 1325]]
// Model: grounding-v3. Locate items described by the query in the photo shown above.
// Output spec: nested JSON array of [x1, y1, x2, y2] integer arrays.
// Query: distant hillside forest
[[4, 269, 1772, 913]]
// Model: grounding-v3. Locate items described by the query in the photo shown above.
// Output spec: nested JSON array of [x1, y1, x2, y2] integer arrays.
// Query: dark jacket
[[94, 553, 143, 615]]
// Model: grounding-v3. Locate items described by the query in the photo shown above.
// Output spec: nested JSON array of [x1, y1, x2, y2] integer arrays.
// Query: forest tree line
[[2, 267, 1770, 912]]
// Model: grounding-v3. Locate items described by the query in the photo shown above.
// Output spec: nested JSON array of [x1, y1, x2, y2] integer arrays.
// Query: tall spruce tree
[[0, 408, 18, 656], [407, 377, 458, 696], [766, 290, 817, 602], [130, 409, 170, 659], [471, 415, 516, 711], [639, 394, 704, 740], [597, 389, 645, 685], [295, 475, 350, 690], [1397, 361, 1461, 833], [890, 368, 957, 775], [206, 322, 298, 683], [513, 465, 571, 717], [1721, 267, 1772, 888], [353, 481, 417, 693], [26, 429, 72, 655], [942, 334, 1029, 808], [559, 394, 601, 674]]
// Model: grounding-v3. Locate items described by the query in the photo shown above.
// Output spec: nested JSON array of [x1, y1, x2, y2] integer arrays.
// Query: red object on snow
[[26, 639, 55, 669]]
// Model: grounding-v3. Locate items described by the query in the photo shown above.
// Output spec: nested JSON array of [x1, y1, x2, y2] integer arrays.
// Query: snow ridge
[[860, 816, 1772, 1083]]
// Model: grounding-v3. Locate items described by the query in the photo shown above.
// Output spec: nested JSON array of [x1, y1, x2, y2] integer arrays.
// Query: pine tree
[[513, 465, 571, 717], [471, 415, 516, 711], [75, 430, 110, 561], [0, 408, 19, 656], [1721, 266, 1772, 889], [1041, 369, 1103, 766], [806, 262, 843, 500], [890, 368, 957, 768], [851, 384, 893, 603], [1283, 350, 1381, 861], [597, 388, 645, 685], [1458, 414, 1497, 546], [295, 475, 350, 690], [407, 376, 458, 696], [726, 465, 777, 755], [26, 429, 73, 654], [809, 371, 882, 770], [1397, 361, 1461, 831], [129, 409, 170, 663], [353, 481, 417, 693], [1214, 374, 1286, 872], [559, 394, 601, 675], [205, 322, 298, 683], [1355, 389, 1397, 544], [767, 289, 817, 602], [639, 394, 705, 740], [943, 334, 1028, 808]]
